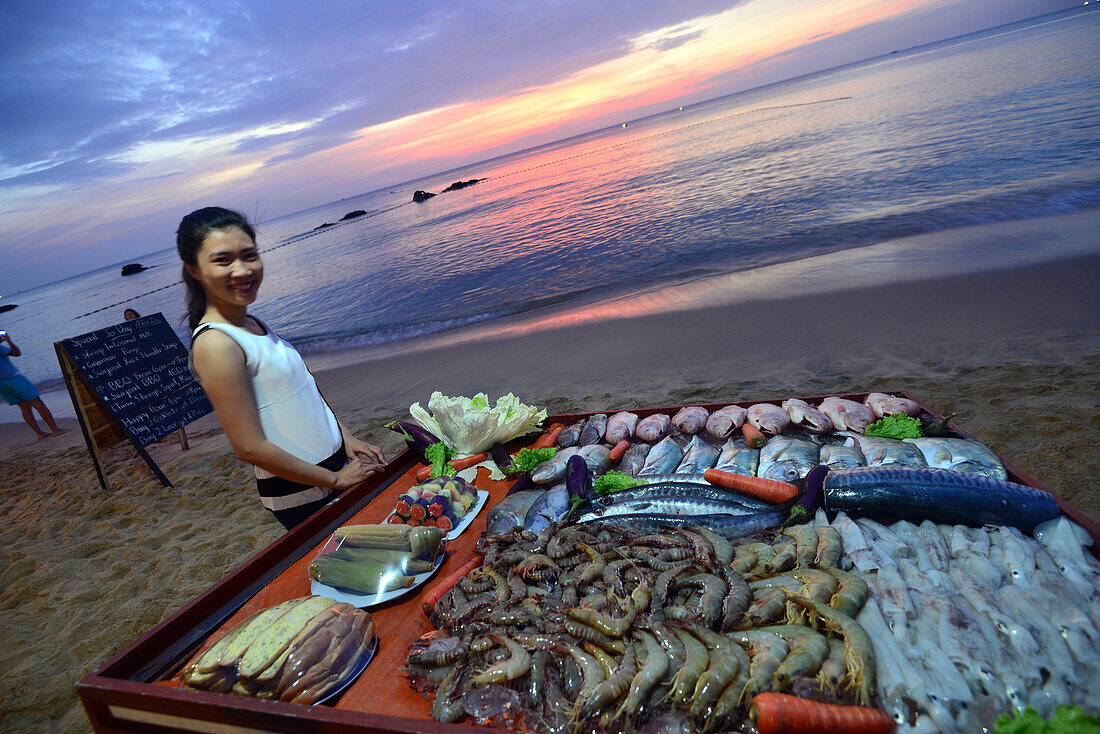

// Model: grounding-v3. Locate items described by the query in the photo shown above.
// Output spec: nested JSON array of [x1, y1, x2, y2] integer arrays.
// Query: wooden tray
[[76, 391, 1098, 733]]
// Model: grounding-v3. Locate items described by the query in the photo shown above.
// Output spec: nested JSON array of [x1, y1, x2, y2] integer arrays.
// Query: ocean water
[[2, 6, 1097, 400]]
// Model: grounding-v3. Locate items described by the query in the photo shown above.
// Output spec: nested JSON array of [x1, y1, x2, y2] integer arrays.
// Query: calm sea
[[2, 7, 1098, 403]]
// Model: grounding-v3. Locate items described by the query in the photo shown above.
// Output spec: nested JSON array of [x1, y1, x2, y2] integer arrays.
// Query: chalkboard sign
[[55, 313, 212, 489]]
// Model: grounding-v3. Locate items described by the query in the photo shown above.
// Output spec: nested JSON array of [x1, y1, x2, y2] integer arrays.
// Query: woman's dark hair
[[177, 207, 257, 332]]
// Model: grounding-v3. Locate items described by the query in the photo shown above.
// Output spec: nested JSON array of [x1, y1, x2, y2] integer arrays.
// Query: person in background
[[123, 308, 141, 321], [177, 206, 385, 531], [0, 331, 68, 439]]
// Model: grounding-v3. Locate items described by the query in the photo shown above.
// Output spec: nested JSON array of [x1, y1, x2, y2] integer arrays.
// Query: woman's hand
[[344, 434, 385, 465], [332, 454, 383, 490]]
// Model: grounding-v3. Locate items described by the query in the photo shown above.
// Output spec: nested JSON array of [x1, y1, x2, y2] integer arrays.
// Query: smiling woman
[[177, 207, 386, 531]]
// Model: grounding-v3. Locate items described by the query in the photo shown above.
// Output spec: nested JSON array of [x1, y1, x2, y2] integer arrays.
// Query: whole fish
[[523, 485, 571, 534], [556, 421, 585, 448], [714, 438, 759, 476], [822, 467, 1062, 532], [903, 437, 1007, 479], [594, 480, 776, 511], [636, 413, 672, 442], [576, 494, 763, 523], [781, 398, 832, 434], [672, 406, 709, 435], [842, 434, 927, 468], [531, 446, 580, 485], [638, 436, 684, 476], [631, 472, 710, 485], [577, 506, 792, 539], [747, 403, 790, 435], [616, 441, 651, 476], [864, 392, 922, 419], [756, 436, 820, 483], [818, 397, 874, 433], [819, 443, 865, 469], [705, 405, 747, 439], [604, 411, 639, 444], [674, 435, 720, 474], [578, 443, 613, 476], [578, 414, 608, 446], [485, 491, 544, 534]]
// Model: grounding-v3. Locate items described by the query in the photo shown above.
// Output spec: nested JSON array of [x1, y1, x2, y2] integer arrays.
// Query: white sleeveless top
[[190, 317, 342, 481]]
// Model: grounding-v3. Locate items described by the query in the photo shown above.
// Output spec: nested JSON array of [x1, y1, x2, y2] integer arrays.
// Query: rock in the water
[[412, 190, 436, 202], [339, 210, 367, 220], [441, 179, 481, 192], [120, 263, 148, 276]]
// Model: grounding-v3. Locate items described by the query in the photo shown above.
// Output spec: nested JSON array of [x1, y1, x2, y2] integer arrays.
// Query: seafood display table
[[76, 392, 1099, 733]]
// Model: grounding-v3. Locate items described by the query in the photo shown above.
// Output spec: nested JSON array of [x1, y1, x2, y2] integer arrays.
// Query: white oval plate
[[383, 489, 489, 540], [310, 553, 444, 609]]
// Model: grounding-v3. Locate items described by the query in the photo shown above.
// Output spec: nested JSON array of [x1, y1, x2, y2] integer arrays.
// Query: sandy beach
[[1, 235, 1098, 731]]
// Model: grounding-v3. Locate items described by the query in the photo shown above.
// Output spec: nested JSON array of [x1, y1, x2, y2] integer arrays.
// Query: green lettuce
[[865, 413, 923, 439], [425, 442, 455, 478], [594, 471, 643, 495], [505, 447, 556, 475], [994, 705, 1100, 734]]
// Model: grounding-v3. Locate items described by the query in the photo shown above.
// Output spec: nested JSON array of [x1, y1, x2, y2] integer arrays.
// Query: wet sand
[[0, 237, 1097, 730]]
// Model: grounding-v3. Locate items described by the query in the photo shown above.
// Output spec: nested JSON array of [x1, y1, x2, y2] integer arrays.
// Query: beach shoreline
[[1, 230, 1098, 731]]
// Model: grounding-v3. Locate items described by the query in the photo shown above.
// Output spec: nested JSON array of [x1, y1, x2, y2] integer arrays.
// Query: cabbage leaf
[[409, 392, 547, 455]]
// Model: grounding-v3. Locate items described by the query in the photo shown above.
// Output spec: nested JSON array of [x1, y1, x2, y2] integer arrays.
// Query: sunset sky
[[0, 0, 1073, 293]]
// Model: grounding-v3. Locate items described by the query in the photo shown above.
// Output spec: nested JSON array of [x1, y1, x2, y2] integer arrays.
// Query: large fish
[[576, 493, 764, 524], [903, 437, 1007, 479], [819, 443, 866, 470], [714, 438, 759, 475], [616, 441, 651, 476], [638, 436, 684, 476], [675, 435, 720, 474], [485, 491, 544, 534], [556, 421, 585, 448], [756, 436, 820, 483], [578, 443, 613, 476], [842, 434, 927, 468], [864, 393, 922, 419], [523, 485, 571, 534], [747, 403, 791, 435], [781, 398, 832, 434], [604, 411, 639, 444], [822, 467, 1061, 532], [705, 405, 748, 439], [578, 414, 608, 446], [636, 413, 672, 442], [531, 446, 580, 484], [590, 480, 775, 511], [672, 406, 709, 435], [576, 506, 793, 539], [819, 397, 874, 433]]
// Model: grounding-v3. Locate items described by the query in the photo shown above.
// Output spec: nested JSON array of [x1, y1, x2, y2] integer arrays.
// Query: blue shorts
[[0, 374, 39, 405]]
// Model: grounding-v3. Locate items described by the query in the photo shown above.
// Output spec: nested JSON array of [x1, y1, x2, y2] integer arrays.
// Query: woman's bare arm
[[191, 330, 377, 489]]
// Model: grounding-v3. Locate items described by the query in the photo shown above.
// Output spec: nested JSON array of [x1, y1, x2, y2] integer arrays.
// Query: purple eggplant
[[566, 454, 592, 503], [385, 421, 443, 458], [507, 473, 533, 496], [490, 442, 514, 473], [784, 465, 828, 527]]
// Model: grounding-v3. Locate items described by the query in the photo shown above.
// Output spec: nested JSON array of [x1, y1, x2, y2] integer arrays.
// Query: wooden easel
[[56, 345, 172, 490]]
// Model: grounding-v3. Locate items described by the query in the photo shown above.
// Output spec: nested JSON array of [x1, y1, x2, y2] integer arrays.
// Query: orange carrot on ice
[[753, 692, 896, 734], [741, 421, 766, 449]]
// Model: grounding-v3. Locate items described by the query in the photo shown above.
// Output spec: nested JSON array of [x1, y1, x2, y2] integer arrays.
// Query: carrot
[[608, 439, 631, 463], [742, 421, 766, 449], [532, 423, 565, 449], [414, 452, 490, 481], [703, 468, 799, 504], [421, 556, 483, 616], [753, 692, 896, 734]]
